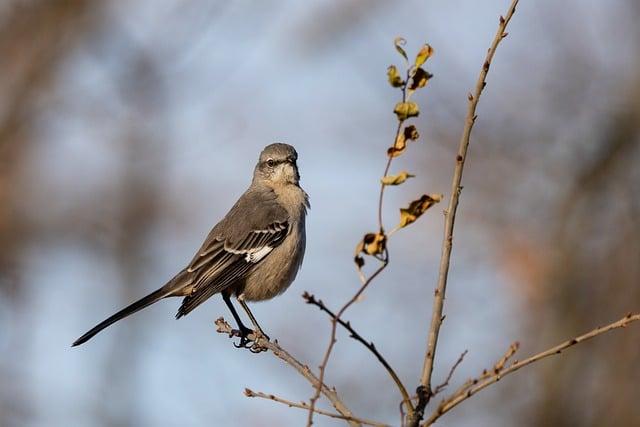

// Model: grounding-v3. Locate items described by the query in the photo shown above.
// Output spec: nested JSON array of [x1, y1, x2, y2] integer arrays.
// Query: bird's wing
[[175, 186, 289, 318]]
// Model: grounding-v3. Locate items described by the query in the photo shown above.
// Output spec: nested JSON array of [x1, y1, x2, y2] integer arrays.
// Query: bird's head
[[254, 143, 300, 186]]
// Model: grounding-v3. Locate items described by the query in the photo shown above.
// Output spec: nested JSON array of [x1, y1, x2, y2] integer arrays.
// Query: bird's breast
[[240, 218, 306, 302]]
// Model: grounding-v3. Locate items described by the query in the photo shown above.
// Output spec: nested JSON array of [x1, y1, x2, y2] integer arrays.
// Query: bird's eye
[[266, 159, 275, 168]]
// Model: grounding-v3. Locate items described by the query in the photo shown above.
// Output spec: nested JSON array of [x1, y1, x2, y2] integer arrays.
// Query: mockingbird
[[73, 143, 309, 348]]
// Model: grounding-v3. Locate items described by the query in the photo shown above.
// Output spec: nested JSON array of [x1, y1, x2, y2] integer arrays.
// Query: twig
[[307, 254, 389, 425], [214, 318, 360, 426], [424, 313, 640, 426], [303, 292, 414, 412], [307, 53, 415, 427], [432, 350, 468, 396], [244, 388, 389, 427], [377, 67, 410, 233], [409, 2, 520, 425]]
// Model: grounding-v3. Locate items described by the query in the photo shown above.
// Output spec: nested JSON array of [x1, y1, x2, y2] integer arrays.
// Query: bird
[[72, 143, 309, 347]]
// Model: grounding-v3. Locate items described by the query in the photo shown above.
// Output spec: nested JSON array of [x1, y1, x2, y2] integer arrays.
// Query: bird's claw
[[231, 326, 269, 353]]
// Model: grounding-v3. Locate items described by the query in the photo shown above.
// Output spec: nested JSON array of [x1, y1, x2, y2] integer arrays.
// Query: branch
[[409, 1, 520, 425], [424, 313, 640, 426], [244, 388, 389, 427], [432, 350, 468, 396], [303, 292, 414, 412], [307, 255, 389, 425], [214, 318, 361, 426], [307, 49, 418, 427]]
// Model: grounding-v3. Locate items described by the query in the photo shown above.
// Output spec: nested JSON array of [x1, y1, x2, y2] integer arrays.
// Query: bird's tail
[[72, 270, 189, 347]]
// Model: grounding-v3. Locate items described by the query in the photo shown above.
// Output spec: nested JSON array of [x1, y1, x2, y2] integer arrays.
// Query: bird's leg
[[222, 293, 253, 348], [237, 296, 270, 341]]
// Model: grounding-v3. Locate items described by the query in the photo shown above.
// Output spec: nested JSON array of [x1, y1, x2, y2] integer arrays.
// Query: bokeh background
[[1, 0, 639, 426]]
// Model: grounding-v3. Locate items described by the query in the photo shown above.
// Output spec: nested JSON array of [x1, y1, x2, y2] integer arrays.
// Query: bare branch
[[408, 1, 520, 425], [424, 313, 640, 425], [307, 49, 420, 427], [432, 350, 468, 396], [307, 254, 389, 425], [303, 292, 414, 412], [214, 318, 360, 426], [244, 388, 389, 427]]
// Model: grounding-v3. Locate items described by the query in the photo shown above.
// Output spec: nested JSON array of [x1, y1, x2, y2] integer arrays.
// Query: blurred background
[[1, 0, 639, 426]]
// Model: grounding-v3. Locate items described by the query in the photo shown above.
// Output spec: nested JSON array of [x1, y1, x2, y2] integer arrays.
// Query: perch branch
[[214, 318, 360, 426]]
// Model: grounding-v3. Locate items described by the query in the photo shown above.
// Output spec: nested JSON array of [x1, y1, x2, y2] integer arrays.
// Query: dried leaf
[[398, 194, 443, 228], [355, 232, 387, 266], [387, 65, 404, 88], [393, 101, 419, 121], [381, 171, 415, 186], [388, 133, 406, 158], [403, 125, 419, 141], [387, 125, 419, 157], [394, 37, 408, 62], [409, 67, 433, 91], [415, 44, 434, 68]]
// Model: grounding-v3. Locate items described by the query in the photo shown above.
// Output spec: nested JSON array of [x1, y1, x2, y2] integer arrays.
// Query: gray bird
[[73, 143, 308, 347]]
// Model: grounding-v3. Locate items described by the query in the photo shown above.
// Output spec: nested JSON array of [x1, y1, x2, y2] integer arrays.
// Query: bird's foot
[[214, 317, 269, 353], [232, 326, 269, 353]]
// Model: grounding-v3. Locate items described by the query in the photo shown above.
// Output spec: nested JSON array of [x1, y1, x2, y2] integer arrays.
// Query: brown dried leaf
[[398, 194, 443, 228], [393, 101, 419, 121], [409, 67, 433, 91], [403, 125, 419, 141], [415, 44, 434, 68], [387, 65, 404, 88], [387, 125, 419, 158], [355, 232, 387, 266], [381, 171, 415, 186]]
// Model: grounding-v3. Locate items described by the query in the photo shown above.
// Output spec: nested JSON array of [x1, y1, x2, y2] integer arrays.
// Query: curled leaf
[[409, 67, 433, 91], [381, 171, 415, 186], [403, 125, 419, 141], [387, 65, 404, 88], [394, 37, 408, 62], [355, 232, 387, 266], [398, 194, 443, 228], [388, 133, 406, 158], [387, 125, 419, 157], [415, 44, 434, 68], [393, 101, 419, 121]]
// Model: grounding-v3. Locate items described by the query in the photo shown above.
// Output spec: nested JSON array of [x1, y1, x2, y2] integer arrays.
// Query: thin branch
[[244, 388, 389, 427], [303, 292, 414, 412], [424, 313, 640, 426], [307, 54, 416, 427], [214, 318, 361, 427], [432, 350, 468, 396], [409, 1, 520, 425], [377, 67, 410, 233], [307, 253, 389, 425]]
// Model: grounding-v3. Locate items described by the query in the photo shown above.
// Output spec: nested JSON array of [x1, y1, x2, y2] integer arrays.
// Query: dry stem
[[244, 388, 389, 427], [303, 292, 414, 412], [214, 318, 360, 426], [306, 256, 389, 425], [409, 2, 520, 425], [424, 313, 640, 425]]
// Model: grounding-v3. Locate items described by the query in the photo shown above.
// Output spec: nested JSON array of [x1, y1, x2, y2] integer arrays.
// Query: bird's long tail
[[72, 270, 189, 347]]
